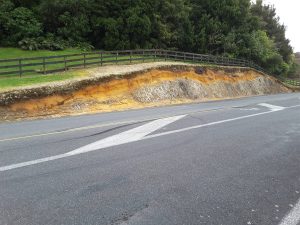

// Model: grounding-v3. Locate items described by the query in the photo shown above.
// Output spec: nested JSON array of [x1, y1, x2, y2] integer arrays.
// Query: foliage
[[18, 36, 66, 51], [0, 0, 295, 75], [3, 7, 41, 43]]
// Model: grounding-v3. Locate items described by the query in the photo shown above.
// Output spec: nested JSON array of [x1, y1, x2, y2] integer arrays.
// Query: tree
[[251, 0, 293, 63], [2, 6, 41, 45], [0, 0, 295, 75]]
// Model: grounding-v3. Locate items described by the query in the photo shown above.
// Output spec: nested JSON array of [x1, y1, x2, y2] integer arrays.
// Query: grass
[[0, 70, 86, 90], [0, 48, 83, 60], [0, 47, 87, 78], [0, 47, 207, 90], [0, 47, 152, 78]]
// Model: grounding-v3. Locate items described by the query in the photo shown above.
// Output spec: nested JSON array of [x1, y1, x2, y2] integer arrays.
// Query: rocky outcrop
[[133, 76, 288, 103]]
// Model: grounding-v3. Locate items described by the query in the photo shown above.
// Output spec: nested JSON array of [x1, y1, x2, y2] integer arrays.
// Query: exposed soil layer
[[0, 65, 290, 122]]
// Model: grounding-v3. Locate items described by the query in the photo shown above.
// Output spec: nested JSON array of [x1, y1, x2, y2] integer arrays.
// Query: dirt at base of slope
[[0, 65, 291, 122]]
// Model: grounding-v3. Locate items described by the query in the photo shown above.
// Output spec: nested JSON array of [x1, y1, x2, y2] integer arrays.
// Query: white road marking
[[0, 109, 223, 143], [259, 103, 286, 111], [0, 103, 291, 143], [67, 115, 186, 156], [0, 120, 138, 143], [238, 108, 260, 111], [278, 199, 300, 225], [0, 103, 299, 173], [144, 110, 275, 140], [143, 104, 299, 140], [289, 104, 300, 109], [0, 115, 185, 172], [0, 155, 69, 172]]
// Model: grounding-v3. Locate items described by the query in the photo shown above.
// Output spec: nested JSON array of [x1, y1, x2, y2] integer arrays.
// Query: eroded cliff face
[[0, 66, 290, 121]]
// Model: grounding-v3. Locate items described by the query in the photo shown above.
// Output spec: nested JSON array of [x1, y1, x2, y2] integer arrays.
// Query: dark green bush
[[18, 36, 66, 51]]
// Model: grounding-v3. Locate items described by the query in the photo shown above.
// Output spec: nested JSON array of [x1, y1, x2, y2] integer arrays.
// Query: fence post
[[64, 56, 67, 71], [18, 59, 22, 77], [43, 58, 46, 74], [83, 53, 86, 68], [130, 51, 132, 63], [165, 51, 167, 61], [154, 50, 157, 62], [143, 50, 145, 63], [100, 52, 103, 66], [116, 51, 118, 64]]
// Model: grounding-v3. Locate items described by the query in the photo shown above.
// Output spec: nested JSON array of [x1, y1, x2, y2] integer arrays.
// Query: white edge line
[[143, 110, 273, 140], [279, 199, 300, 225], [144, 104, 300, 140]]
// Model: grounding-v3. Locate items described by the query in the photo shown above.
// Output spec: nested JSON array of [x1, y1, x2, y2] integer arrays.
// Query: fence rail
[[0, 49, 275, 79], [278, 77, 300, 87]]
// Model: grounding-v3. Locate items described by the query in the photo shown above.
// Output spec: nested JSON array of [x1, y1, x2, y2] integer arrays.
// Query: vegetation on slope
[[0, 71, 85, 90]]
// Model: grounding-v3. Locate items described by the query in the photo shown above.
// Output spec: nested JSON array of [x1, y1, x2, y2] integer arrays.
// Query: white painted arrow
[[67, 115, 186, 156], [259, 103, 286, 111], [0, 115, 186, 172]]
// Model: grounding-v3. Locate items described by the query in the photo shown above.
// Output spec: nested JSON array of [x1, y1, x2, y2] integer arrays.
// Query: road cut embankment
[[0, 63, 291, 121]]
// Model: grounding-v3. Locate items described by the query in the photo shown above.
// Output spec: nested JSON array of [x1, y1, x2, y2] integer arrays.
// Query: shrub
[[5, 7, 42, 43], [18, 35, 66, 51]]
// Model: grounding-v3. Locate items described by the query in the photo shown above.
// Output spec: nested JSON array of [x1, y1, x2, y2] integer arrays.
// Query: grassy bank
[[0, 70, 87, 90]]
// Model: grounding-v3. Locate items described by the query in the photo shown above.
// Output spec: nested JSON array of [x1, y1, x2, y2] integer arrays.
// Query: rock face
[[0, 66, 291, 121], [133, 76, 288, 103]]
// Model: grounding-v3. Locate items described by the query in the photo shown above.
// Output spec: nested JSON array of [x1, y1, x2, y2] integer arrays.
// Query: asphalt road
[[1, 93, 300, 225]]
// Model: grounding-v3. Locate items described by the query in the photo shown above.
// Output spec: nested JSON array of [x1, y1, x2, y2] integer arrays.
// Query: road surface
[[1, 93, 300, 225]]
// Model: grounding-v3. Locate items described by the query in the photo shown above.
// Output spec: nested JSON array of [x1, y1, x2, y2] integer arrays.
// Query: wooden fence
[[0, 49, 275, 79], [278, 77, 300, 87]]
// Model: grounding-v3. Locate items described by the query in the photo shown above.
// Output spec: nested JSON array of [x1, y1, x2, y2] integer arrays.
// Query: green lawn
[[0, 47, 167, 89], [0, 47, 89, 78], [0, 70, 87, 90], [0, 48, 83, 60], [0, 47, 151, 78]]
